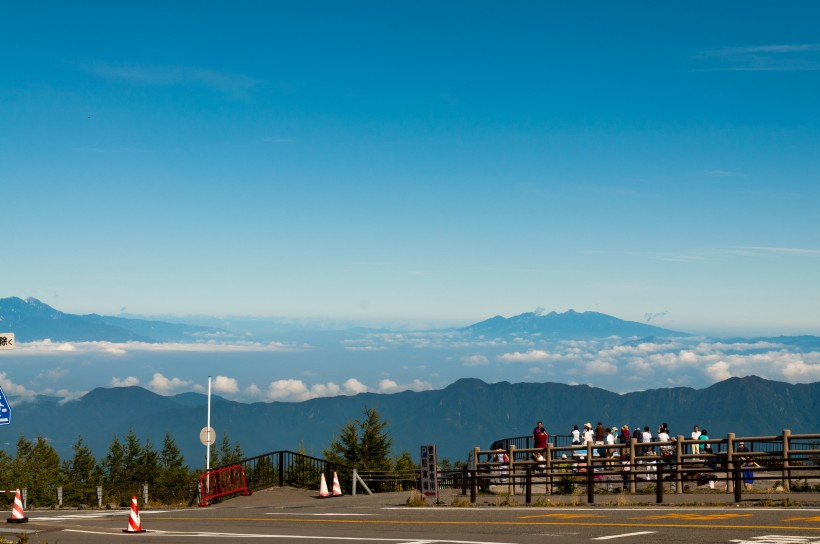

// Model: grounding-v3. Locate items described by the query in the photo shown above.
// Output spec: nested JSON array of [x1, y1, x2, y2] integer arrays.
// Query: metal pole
[[207, 376, 212, 472]]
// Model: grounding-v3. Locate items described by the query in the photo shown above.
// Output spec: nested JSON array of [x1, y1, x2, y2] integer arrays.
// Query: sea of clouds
[[2, 331, 819, 405]]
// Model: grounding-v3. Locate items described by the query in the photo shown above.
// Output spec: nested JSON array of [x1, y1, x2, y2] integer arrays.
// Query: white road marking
[[593, 532, 656, 540], [265, 512, 375, 516], [66, 528, 518, 542], [30, 510, 172, 521]]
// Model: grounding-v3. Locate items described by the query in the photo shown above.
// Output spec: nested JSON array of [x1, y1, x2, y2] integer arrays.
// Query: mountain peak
[[463, 309, 689, 339]]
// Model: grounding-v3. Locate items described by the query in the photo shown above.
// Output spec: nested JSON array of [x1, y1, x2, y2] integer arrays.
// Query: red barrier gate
[[198, 464, 252, 506]]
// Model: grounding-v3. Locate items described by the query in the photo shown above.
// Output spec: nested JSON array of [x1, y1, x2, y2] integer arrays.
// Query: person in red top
[[533, 421, 549, 450]]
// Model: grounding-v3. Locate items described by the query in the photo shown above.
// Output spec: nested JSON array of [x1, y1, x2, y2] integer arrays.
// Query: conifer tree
[[62, 435, 101, 505], [157, 432, 190, 503], [29, 435, 61, 507], [324, 407, 393, 471], [102, 436, 125, 499]]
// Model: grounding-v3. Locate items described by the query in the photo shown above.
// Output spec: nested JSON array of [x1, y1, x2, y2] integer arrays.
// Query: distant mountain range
[[2, 297, 691, 343], [6, 375, 818, 466], [463, 310, 690, 339], [0, 297, 224, 342]]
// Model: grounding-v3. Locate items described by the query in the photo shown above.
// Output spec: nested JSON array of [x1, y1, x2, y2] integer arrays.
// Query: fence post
[[586, 460, 594, 504], [675, 435, 683, 494], [656, 463, 663, 504], [726, 433, 735, 494], [545, 443, 553, 495], [733, 459, 742, 502], [278, 451, 285, 487], [509, 445, 516, 496], [628, 437, 637, 493], [525, 466, 532, 505], [461, 466, 468, 496], [470, 470, 477, 503], [782, 429, 791, 492]]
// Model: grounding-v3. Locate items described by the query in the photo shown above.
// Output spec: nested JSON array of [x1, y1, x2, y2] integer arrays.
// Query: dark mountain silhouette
[[6, 376, 817, 466], [0, 296, 223, 342], [463, 310, 690, 339]]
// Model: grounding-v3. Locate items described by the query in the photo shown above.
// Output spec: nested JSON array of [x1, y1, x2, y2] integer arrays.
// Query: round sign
[[200, 426, 216, 446]]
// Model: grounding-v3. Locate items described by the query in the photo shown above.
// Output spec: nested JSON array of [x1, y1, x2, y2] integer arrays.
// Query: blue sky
[[3, 1, 820, 335]]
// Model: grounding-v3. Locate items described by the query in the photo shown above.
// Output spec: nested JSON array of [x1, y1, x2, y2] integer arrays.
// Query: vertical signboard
[[419, 444, 438, 499], [1, 333, 16, 426], [0, 385, 10, 425]]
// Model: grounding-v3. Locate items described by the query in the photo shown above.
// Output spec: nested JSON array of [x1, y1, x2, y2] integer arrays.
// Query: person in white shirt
[[642, 426, 652, 455], [582, 423, 594, 444], [691, 425, 701, 455]]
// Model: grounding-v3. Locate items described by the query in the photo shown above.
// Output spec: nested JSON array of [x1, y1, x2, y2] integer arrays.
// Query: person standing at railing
[[594, 422, 607, 445], [736, 442, 755, 490], [533, 421, 549, 451], [642, 426, 653, 455], [571, 425, 581, 445], [691, 425, 702, 455], [583, 423, 594, 444], [619, 425, 631, 446]]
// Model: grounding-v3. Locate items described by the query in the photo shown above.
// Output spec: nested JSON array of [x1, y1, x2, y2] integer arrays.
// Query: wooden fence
[[473, 429, 820, 504]]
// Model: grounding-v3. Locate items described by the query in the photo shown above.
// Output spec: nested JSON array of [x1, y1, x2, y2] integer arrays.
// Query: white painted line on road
[[593, 532, 656, 540], [30, 510, 173, 521], [265, 512, 376, 516], [67, 528, 519, 543]]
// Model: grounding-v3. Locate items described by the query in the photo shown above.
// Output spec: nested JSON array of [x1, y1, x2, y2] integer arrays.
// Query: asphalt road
[[5, 488, 820, 544]]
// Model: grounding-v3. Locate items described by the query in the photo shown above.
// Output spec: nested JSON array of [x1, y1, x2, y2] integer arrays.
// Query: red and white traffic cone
[[318, 473, 330, 498], [331, 472, 343, 497], [6, 488, 28, 523], [122, 495, 146, 533]]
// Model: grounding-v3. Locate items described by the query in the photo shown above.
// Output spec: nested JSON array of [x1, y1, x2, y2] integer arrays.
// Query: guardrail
[[473, 429, 820, 504]]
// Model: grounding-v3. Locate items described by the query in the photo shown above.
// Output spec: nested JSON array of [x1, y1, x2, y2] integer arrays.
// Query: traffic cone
[[6, 488, 28, 523], [318, 473, 330, 498], [331, 472, 343, 496], [122, 496, 146, 533]]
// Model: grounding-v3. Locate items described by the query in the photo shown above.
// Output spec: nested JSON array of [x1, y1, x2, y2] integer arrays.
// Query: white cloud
[[263, 377, 373, 402], [378, 378, 432, 394], [11, 339, 302, 357], [0, 372, 38, 402], [267, 379, 311, 401], [343, 378, 369, 395], [111, 376, 140, 387], [212, 375, 239, 394], [245, 384, 262, 397], [378, 379, 400, 393], [707, 361, 732, 381], [148, 373, 191, 395], [461, 354, 489, 366], [497, 350, 558, 363], [586, 361, 618, 375]]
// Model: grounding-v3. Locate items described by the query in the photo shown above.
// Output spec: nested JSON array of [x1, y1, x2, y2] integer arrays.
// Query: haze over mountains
[[1, 294, 819, 462], [1, 297, 689, 343]]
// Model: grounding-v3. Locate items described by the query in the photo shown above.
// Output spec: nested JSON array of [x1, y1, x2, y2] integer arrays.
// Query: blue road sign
[[0, 385, 10, 425]]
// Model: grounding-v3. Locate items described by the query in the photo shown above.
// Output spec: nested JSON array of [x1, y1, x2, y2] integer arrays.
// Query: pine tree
[[62, 435, 100, 505], [123, 429, 143, 488], [29, 435, 61, 507], [102, 436, 125, 503], [156, 433, 190, 504], [324, 407, 393, 471]]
